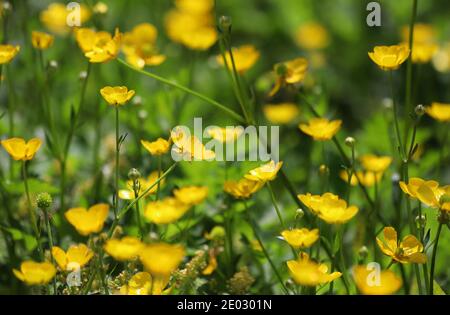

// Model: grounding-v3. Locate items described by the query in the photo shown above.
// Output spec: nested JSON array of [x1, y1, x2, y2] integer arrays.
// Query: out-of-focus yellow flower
[[40, 3, 91, 35], [401, 24, 435, 45], [360, 154, 392, 173], [224, 178, 264, 199], [287, 252, 341, 286], [65, 203, 109, 236], [353, 265, 402, 295], [13, 261, 56, 285], [399, 177, 448, 209], [173, 186, 208, 205], [298, 192, 358, 224], [216, 45, 260, 74], [139, 243, 185, 276], [104, 236, 144, 261], [244, 160, 283, 182], [171, 127, 215, 161], [31, 31, 54, 50], [269, 57, 308, 96], [202, 249, 218, 275], [119, 171, 165, 200], [93, 2, 108, 14], [123, 23, 166, 69], [409, 43, 438, 64], [376, 227, 427, 264], [119, 272, 169, 295], [299, 118, 342, 141], [1, 137, 42, 161], [165, 0, 217, 50], [0, 45, 20, 64], [207, 127, 243, 143], [82, 28, 122, 63], [281, 228, 319, 249], [141, 138, 170, 156], [426, 102, 450, 122], [433, 44, 450, 73], [295, 22, 329, 50], [100, 86, 135, 106], [52, 244, 93, 271], [263, 103, 299, 124], [144, 197, 191, 224], [339, 170, 382, 188], [368, 45, 410, 71]]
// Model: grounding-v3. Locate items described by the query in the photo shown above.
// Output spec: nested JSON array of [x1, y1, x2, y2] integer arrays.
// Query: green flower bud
[[345, 137, 355, 147], [415, 214, 427, 229], [128, 168, 141, 181], [36, 192, 53, 209], [358, 246, 368, 260], [415, 104, 425, 117], [295, 208, 305, 220], [219, 16, 232, 31]]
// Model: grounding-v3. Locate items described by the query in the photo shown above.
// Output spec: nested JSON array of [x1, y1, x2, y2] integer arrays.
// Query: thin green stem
[[156, 156, 162, 200], [22, 161, 43, 259], [42, 206, 57, 294], [389, 70, 405, 159], [267, 182, 285, 228], [132, 180, 144, 239], [429, 222, 443, 295], [117, 58, 246, 124], [244, 202, 289, 294], [114, 106, 120, 219]]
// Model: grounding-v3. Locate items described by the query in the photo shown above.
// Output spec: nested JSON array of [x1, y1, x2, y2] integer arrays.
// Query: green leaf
[[23, 234, 38, 252], [433, 280, 447, 295], [4, 227, 24, 241]]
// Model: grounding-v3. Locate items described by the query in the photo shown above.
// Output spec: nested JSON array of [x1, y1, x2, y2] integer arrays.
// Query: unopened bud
[[415, 214, 427, 229], [295, 208, 304, 220], [345, 137, 355, 147], [319, 164, 329, 175], [415, 104, 425, 117], [437, 210, 449, 225], [2, 2, 12, 14], [358, 246, 368, 259], [79, 71, 88, 80], [36, 192, 53, 209], [49, 60, 58, 69], [219, 16, 232, 31], [93, 2, 108, 14], [128, 168, 140, 181], [133, 95, 142, 106], [382, 98, 393, 109]]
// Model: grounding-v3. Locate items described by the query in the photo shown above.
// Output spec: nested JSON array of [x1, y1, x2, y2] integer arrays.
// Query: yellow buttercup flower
[[298, 192, 359, 224], [207, 127, 243, 143], [119, 272, 169, 295], [224, 178, 264, 199], [269, 57, 308, 96], [339, 170, 382, 188], [104, 236, 144, 261], [51, 244, 93, 271], [299, 118, 342, 141], [426, 102, 450, 122], [165, 0, 217, 51], [287, 252, 341, 286], [295, 22, 329, 50], [353, 265, 402, 295], [216, 45, 260, 74], [139, 243, 185, 276], [144, 197, 191, 224], [123, 23, 166, 69], [65, 203, 109, 236], [141, 138, 170, 156], [100, 86, 135, 106], [171, 127, 215, 161], [410, 43, 438, 64], [40, 3, 91, 35], [399, 177, 448, 209], [376, 227, 427, 264], [281, 228, 319, 249], [244, 160, 283, 182], [13, 261, 56, 285], [84, 28, 122, 63], [119, 171, 165, 200], [173, 186, 208, 205], [263, 103, 299, 124], [0, 44, 20, 64], [360, 154, 392, 173], [401, 24, 435, 45], [1, 137, 42, 161], [31, 31, 54, 50], [433, 44, 450, 73], [368, 45, 410, 71]]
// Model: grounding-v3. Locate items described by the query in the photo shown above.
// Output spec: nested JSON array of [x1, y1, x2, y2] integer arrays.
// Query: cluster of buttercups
[[1, 0, 450, 295]]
